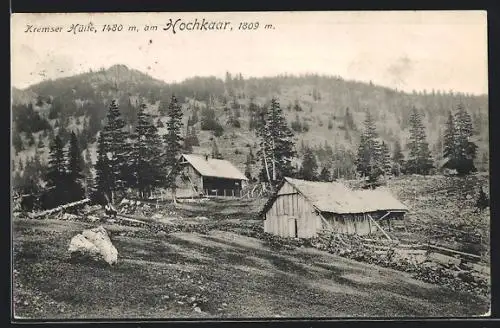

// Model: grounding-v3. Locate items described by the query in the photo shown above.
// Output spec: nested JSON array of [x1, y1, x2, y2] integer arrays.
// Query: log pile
[[27, 199, 91, 219]]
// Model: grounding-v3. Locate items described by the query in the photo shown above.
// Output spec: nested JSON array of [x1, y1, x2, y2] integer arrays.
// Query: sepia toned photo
[[11, 11, 490, 320]]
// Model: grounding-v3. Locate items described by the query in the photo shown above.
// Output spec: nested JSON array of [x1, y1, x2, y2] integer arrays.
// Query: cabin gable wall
[[264, 182, 322, 238]]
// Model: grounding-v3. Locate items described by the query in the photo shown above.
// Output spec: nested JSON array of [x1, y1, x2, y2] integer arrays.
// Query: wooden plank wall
[[264, 182, 322, 238], [324, 213, 378, 235]]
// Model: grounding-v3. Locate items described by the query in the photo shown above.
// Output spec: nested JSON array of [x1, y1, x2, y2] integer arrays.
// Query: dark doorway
[[294, 219, 298, 238]]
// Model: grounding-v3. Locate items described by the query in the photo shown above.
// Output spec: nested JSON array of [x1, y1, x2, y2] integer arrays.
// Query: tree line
[[15, 93, 480, 209], [252, 99, 479, 188]]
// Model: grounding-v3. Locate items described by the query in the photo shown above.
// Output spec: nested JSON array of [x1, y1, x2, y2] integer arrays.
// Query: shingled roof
[[180, 154, 248, 180], [262, 177, 408, 215]]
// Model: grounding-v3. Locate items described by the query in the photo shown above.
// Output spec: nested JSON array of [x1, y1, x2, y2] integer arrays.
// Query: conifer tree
[[94, 133, 112, 203], [99, 100, 128, 201], [392, 140, 405, 176], [164, 95, 184, 203], [211, 139, 223, 159], [453, 104, 478, 175], [299, 147, 318, 181], [443, 110, 457, 162], [380, 141, 392, 175], [257, 98, 296, 184], [13, 132, 24, 153], [45, 135, 67, 207], [129, 104, 164, 197], [183, 126, 194, 153], [66, 131, 85, 201], [344, 107, 355, 130], [244, 153, 252, 180], [319, 165, 331, 182], [405, 107, 434, 175], [356, 111, 382, 177], [158, 96, 170, 116], [475, 187, 489, 212]]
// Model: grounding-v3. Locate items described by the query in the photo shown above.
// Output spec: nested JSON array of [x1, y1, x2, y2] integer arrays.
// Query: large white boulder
[[68, 226, 118, 266]]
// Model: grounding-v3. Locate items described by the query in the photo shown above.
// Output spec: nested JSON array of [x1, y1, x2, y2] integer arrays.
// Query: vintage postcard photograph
[[10, 11, 490, 320]]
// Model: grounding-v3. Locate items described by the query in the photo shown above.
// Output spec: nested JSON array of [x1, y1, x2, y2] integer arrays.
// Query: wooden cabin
[[260, 177, 408, 238], [176, 154, 248, 198]]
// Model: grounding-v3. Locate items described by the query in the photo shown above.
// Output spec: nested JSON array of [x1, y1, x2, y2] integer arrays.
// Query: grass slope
[[13, 217, 489, 319]]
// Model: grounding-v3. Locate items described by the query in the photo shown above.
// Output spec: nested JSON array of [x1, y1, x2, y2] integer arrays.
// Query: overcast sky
[[11, 11, 488, 95]]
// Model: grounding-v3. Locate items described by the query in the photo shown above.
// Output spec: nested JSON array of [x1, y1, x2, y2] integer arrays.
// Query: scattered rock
[[194, 306, 202, 313], [152, 213, 163, 220], [88, 215, 101, 223], [62, 213, 79, 221], [68, 226, 118, 266]]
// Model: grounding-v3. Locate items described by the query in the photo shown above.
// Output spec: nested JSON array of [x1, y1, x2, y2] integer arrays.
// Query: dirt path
[[12, 219, 489, 319]]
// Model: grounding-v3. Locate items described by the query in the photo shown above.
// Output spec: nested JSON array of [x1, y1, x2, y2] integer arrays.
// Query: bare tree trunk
[[272, 138, 276, 181], [263, 150, 272, 185], [172, 188, 177, 205]]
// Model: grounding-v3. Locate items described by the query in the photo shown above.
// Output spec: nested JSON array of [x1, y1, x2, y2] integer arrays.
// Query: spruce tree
[[356, 111, 382, 177], [183, 126, 194, 153], [190, 126, 200, 146], [244, 154, 252, 180], [453, 104, 478, 175], [95, 133, 112, 203], [443, 110, 457, 163], [164, 95, 184, 203], [130, 104, 164, 197], [13, 132, 24, 153], [475, 187, 489, 212], [299, 147, 318, 181], [45, 135, 67, 207], [211, 140, 223, 159], [257, 98, 296, 184], [344, 107, 355, 130], [405, 107, 434, 175], [380, 141, 392, 175], [100, 100, 128, 201], [319, 166, 331, 182], [66, 132, 85, 201], [392, 140, 405, 176]]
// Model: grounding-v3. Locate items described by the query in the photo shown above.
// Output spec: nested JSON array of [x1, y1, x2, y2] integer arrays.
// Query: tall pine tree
[[356, 111, 382, 177], [66, 131, 85, 202], [319, 165, 331, 182], [45, 135, 67, 207], [405, 107, 434, 175], [443, 110, 457, 163], [94, 132, 112, 203], [211, 140, 223, 159], [380, 141, 392, 175], [257, 97, 296, 184], [299, 147, 318, 181], [164, 95, 184, 203], [99, 100, 128, 202], [452, 104, 478, 175], [392, 140, 405, 176], [130, 103, 164, 197]]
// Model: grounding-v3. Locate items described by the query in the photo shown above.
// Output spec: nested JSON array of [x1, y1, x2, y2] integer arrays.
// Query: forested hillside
[[11, 64, 489, 192]]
